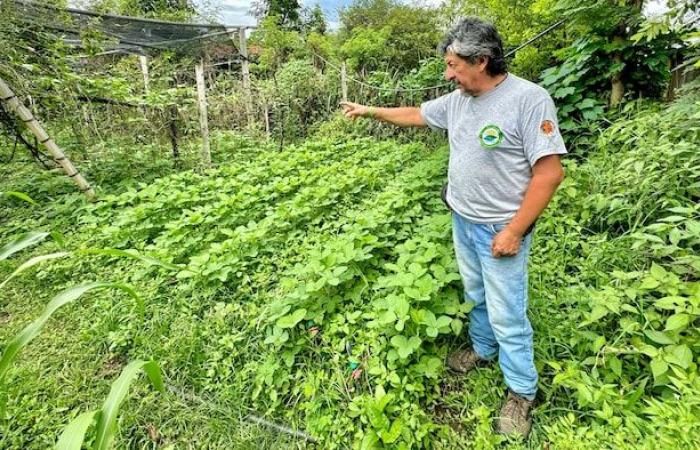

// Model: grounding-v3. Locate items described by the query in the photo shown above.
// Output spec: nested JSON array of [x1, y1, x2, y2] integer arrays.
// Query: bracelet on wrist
[[367, 106, 375, 119]]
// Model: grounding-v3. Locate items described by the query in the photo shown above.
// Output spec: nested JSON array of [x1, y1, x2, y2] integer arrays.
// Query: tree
[[555, 0, 667, 106], [438, 0, 565, 79], [303, 4, 327, 35], [339, 0, 441, 74], [251, 0, 302, 30]]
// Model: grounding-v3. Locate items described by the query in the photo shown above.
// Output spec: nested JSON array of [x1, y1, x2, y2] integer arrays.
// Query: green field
[[1, 85, 698, 449]]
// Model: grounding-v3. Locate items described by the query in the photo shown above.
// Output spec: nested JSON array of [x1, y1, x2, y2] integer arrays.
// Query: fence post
[[138, 55, 150, 95], [341, 61, 348, 102], [239, 27, 253, 127], [195, 59, 211, 168]]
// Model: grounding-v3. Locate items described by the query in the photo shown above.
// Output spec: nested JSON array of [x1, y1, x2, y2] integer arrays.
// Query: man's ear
[[477, 56, 489, 72]]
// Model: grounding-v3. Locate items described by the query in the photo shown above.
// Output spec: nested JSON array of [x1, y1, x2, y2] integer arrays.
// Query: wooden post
[[341, 61, 348, 102], [264, 101, 270, 138], [238, 27, 253, 126], [227, 27, 253, 127], [195, 59, 211, 168], [0, 76, 95, 199], [138, 55, 150, 95]]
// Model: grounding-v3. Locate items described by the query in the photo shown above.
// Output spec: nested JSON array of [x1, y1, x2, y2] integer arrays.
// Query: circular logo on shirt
[[479, 124, 503, 148], [540, 120, 556, 136]]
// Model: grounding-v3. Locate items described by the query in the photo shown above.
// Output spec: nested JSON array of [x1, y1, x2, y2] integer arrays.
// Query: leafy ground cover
[[1, 86, 699, 449]]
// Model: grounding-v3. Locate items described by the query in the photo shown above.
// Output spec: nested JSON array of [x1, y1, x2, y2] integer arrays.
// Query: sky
[[193, 0, 353, 28], [194, 0, 671, 29]]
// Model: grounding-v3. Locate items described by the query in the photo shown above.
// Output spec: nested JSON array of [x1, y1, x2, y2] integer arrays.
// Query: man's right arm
[[340, 102, 426, 128]]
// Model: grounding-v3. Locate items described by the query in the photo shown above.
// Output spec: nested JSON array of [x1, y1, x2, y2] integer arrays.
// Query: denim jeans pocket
[[488, 223, 509, 234]]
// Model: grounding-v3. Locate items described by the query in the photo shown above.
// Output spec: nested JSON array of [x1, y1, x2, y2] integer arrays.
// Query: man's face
[[444, 52, 486, 95]]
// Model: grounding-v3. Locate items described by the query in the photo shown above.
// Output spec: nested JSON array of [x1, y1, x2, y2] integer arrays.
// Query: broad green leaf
[[665, 344, 693, 369], [378, 310, 397, 325], [649, 263, 667, 280], [607, 356, 622, 377], [0, 282, 141, 384], [378, 419, 404, 444], [276, 308, 307, 329], [2, 191, 37, 205], [669, 228, 681, 246], [0, 232, 49, 260], [450, 318, 463, 336], [0, 252, 69, 289], [644, 330, 675, 345], [650, 357, 668, 380], [78, 248, 182, 271], [55, 410, 98, 450], [436, 315, 452, 329], [390, 335, 421, 359], [415, 356, 441, 379], [664, 313, 689, 331], [639, 277, 660, 290], [360, 430, 380, 450], [654, 296, 685, 311], [94, 360, 164, 450], [392, 297, 410, 317]]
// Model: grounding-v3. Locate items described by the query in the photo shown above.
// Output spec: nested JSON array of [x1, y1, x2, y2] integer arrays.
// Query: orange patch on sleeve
[[540, 120, 555, 136]]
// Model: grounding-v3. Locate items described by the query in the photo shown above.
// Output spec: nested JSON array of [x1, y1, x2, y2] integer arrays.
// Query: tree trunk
[[609, 34, 626, 107]]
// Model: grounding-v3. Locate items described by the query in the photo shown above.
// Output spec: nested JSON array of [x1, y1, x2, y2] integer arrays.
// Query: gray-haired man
[[341, 17, 566, 438]]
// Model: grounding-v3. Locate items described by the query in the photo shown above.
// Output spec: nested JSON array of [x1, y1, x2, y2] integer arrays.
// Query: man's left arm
[[491, 155, 564, 257]]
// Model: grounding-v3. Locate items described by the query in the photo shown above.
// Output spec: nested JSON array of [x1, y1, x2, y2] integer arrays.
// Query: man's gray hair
[[439, 17, 507, 76]]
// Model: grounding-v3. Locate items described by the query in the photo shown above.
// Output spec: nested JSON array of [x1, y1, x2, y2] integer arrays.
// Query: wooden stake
[[239, 27, 253, 127], [228, 27, 253, 127], [341, 61, 348, 102], [138, 55, 150, 95], [195, 59, 211, 168], [0, 76, 95, 200]]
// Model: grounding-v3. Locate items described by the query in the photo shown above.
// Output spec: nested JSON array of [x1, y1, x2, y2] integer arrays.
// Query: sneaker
[[496, 389, 534, 438], [446, 347, 493, 373]]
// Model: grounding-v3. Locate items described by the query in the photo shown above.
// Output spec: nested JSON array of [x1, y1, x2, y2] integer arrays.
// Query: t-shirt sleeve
[[521, 96, 568, 167], [420, 93, 451, 131]]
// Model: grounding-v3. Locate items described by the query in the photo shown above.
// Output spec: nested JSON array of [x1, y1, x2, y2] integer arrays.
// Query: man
[[341, 17, 566, 438]]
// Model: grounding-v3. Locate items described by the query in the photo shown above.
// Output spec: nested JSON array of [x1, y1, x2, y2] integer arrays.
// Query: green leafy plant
[[55, 360, 164, 450]]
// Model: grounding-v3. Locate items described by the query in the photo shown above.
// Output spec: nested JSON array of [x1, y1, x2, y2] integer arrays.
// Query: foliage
[[0, 282, 142, 406], [339, 0, 441, 74], [441, 0, 565, 79], [251, 0, 302, 30], [249, 16, 305, 73], [1, 0, 700, 447], [55, 360, 164, 450], [2, 86, 699, 447], [546, 0, 682, 113]]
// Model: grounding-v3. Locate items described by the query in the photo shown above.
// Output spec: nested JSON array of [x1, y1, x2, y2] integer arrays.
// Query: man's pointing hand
[[340, 101, 370, 119]]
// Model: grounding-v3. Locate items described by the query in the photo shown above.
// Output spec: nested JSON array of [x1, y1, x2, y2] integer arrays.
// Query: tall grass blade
[[54, 410, 98, 450], [0, 282, 142, 385], [1, 191, 37, 205], [79, 248, 182, 271], [0, 231, 49, 260], [94, 360, 164, 450], [0, 252, 70, 289]]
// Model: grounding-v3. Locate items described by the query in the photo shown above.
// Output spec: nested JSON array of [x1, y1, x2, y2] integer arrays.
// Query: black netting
[[12, 0, 243, 57]]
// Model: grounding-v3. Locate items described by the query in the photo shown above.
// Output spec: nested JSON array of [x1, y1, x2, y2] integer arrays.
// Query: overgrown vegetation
[[1, 0, 699, 448], [2, 82, 699, 447]]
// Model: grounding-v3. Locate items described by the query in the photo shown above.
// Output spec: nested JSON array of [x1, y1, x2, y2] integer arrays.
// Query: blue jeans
[[452, 212, 537, 400]]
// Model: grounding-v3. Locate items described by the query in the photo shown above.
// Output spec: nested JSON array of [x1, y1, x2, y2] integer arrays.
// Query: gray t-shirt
[[420, 73, 567, 223]]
